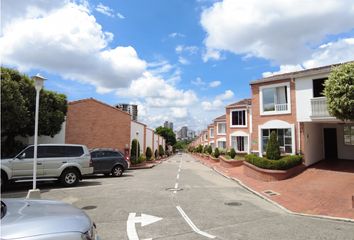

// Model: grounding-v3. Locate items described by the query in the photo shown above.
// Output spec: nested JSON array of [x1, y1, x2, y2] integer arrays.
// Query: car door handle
[[37, 163, 42, 165], [62, 161, 67, 163]]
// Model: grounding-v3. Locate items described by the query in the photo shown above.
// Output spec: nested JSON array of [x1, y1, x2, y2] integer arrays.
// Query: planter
[[243, 161, 306, 182], [210, 156, 219, 162], [220, 156, 243, 168]]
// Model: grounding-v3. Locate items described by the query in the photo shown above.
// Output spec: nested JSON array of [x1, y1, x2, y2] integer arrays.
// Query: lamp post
[[27, 74, 46, 199], [135, 131, 139, 162]]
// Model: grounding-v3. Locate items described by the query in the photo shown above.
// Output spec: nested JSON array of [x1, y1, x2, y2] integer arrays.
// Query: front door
[[323, 128, 338, 159]]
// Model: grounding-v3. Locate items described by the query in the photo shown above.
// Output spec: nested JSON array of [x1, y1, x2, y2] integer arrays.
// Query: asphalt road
[[2, 153, 354, 240]]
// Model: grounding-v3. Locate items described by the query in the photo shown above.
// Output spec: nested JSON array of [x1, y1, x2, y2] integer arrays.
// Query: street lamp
[[27, 74, 46, 199], [135, 131, 139, 162]]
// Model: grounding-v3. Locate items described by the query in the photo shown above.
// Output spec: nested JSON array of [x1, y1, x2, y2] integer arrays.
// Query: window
[[313, 78, 327, 98], [38, 146, 65, 158], [344, 126, 354, 145], [210, 128, 214, 138], [210, 142, 215, 149], [19, 146, 34, 158], [65, 146, 84, 157], [262, 128, 292, 153], [217, 140, 226, 149], [231, 136, 248, 152], [217, 123, 226, 135], [231, 110, 246, 126], [261, 84, 289, 113]]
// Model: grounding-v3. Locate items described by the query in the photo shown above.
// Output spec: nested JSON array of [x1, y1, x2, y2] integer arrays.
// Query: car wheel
[[60, 169, 79, 187], [111, 166, 123, 177], [1, 173, 7, 190]]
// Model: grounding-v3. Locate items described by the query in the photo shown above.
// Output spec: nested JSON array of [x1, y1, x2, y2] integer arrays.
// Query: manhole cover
[[224, 201, 242, 206], [81, 205, 97, 210], [165, 187, 183, 191]]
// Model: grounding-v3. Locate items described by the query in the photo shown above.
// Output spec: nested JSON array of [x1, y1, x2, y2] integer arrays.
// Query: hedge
[[245, 154, 302, 170]]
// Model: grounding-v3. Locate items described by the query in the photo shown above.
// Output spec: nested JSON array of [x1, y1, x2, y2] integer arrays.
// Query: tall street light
[[26, 74, 46, 199]]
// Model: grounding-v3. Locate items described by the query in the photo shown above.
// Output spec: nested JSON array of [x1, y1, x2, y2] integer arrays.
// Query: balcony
[[275, 103, 288, 111], [310, 97, 334, 118]]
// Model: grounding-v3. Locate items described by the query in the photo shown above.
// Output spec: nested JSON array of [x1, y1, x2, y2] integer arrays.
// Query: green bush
[[203, 145, 209, 154], [138, 154, 146, 163], [130, 139, 140, 164], [154, 149, 158, 158], [207, 145, 212, 155], [229, 148, 236, 159], [145, 147, 152, 161], [214, 148, 220, 158], [197, 144, 203, 153], [245, 154, 302, 170], [266, 131, 281, 160], [158, 145, 165, 156]]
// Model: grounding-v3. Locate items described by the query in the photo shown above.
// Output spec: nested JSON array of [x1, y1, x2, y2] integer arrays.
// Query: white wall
[[23, 122, 66, 145], [153, 133, 159, 154], [131, 121, 145, 154], [303, 123, 324, 165], [145, 128, 153, 151], [295, 73, 329, 122]]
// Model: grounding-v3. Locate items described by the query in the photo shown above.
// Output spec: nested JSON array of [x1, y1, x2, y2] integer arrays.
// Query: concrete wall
[[131, 121, 145, 154], [21, 122, 66, 145], [65, 98, 131, 151], [295, 73, 329, 122], [153, 133, 159, 154], [146, 128, 153, 151]]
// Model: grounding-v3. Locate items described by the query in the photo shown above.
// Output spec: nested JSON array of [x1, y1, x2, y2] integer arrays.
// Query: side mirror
[[18, 153, 26, 159]]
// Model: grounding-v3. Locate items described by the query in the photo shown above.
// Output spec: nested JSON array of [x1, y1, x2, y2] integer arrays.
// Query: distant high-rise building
[[176, 126, 195, 140], [164, 121, 173, 130], [115, 103, 138, 121]]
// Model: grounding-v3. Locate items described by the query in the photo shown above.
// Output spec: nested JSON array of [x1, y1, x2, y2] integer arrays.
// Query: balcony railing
[[275, 103, 288, 111], [311, 97, 332, 118]]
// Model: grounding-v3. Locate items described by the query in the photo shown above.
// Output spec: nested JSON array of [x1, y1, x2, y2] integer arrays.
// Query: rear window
[[65, 146, 84, 157], [91, 150, 123, 158], [35, 146, 83, 158]]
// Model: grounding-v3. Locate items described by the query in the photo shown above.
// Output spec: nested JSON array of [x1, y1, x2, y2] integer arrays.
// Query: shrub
[[219, 149, 226, 155], [214, 148, 220, 158], [154, 149, 158, 158], [145, 147, 152, 161], [130, 139, 140, 164], [229, 148, 236, 159], [245, 154, 302, 170], [197, 144, 203, 153], [266, 131, 281, 160], [207, 145, 212, 155], [159, 145, 165, 156], [203, 145, 209, 154], [138, 154, 146, 163]]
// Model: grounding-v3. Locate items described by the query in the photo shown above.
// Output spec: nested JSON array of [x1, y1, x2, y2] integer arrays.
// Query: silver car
[[1, 198, 99, 240]]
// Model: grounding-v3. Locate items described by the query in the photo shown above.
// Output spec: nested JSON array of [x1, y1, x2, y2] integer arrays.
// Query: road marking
[[176, 174, 180, 180], [127, 213, 162, 240], [176, 206, 216, 239]]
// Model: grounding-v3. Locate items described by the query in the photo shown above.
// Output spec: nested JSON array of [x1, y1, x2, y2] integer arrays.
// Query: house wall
[[153, 133, 159, 154], [226, 107, 251, 151], [251, 79, 298, 154], [22, 122, 66, 145], [65, 99, 131, 151], [131, 121, 145, 154], [295, 73, 329, 122], [146, 128, 153, 151]]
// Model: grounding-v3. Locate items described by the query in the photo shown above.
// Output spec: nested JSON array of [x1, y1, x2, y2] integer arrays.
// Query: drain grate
[[165, 187, 183, 192], [81, 205, 97, 210], [224, 201, 242, 206], [263, 190, 280, 196]]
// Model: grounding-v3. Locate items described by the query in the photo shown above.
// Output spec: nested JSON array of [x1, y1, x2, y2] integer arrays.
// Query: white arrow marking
[[127, 213, 163, 240]]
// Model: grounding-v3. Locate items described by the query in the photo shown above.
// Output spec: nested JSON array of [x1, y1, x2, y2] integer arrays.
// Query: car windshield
[[1, 201, 7, 219]]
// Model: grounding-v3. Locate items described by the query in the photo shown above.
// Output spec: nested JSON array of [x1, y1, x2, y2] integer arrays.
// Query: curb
[[128, 164, 155, 170], [191, 155, 354, 223]]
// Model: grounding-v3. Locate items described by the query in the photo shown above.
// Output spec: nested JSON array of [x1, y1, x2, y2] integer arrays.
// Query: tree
[[207, 145, 212, 155], [155, 126, 176, 147], [266, 131, 281, 160], [214, 148, 220, 158], [158, 145, 165, 156], [324, 62, 354, 121], [230, 148, 236, 159], [145, 147, 152, 161], [130, 139, 140, 164], [203, 145, 209, 153], [1, 67, 67, 157]]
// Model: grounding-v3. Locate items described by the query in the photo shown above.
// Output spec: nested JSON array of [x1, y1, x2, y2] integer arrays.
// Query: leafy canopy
[[155, 126, 176, 146], [324, 62, 354, 121]]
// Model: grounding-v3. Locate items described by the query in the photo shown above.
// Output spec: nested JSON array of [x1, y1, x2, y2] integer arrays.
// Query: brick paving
[[193, 155, 354, 220]]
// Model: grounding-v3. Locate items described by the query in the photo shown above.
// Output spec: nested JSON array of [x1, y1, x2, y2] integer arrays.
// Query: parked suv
[[1, 144, 93, 187], [90, 149, 129, 177]]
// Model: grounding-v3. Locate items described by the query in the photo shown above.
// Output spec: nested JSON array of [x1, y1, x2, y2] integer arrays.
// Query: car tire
[[1, 173, 7, 190], [111, 166, 123, 177], [60, 169, 79, 187]]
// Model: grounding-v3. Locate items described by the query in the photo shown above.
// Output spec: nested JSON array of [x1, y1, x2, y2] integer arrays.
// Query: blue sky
[[2, 0, 354, 131]]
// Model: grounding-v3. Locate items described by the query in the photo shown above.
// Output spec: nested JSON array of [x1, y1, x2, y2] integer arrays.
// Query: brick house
[[225, 99, 252, 153], [65, 98, 131, 151], [213, 114, 227, 150], [207, 123, 215, 149]]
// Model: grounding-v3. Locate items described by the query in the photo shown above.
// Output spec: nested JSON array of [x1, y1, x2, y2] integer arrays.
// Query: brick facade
[[65, 98, 131, 151]]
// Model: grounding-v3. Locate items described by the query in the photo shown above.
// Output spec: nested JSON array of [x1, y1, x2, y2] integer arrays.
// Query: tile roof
[[214, 114, 226, 122], [226, 98, 252, 108]]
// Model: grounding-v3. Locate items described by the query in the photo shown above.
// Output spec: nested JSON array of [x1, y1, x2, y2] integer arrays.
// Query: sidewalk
[[193, 154, 354, 220]]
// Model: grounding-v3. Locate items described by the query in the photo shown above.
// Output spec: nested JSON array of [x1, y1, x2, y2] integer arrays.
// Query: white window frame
[[230, 109, 247, 128], [217, 122, 226, 135], [209, 128, 214, 138], [259, 82, 291, 116], [230, 131, 250, 153], [217, 138, 227, 149]]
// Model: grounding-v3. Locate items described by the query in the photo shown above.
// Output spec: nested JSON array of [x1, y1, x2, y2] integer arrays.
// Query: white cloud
[[169, 32, 185, 38], [178, 56, 190, 65], [95, 3, 114, 17], [263, 38, 354, 77], [201, 0, 354, 64], [201, 90, 234, 111], [117, 12, 125, 19], [191, 77, 206, 86], [0, 1, 145, 89], [175, 45, 199, 55], [202, 48, 222, 62], [209, 80, 221, 88]]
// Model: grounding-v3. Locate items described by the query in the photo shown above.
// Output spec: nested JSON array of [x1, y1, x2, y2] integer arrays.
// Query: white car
[[1, 144, 93, 187]]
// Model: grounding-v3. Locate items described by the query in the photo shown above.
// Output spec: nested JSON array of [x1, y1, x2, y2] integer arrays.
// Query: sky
[[1, 0, 354, 132]]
